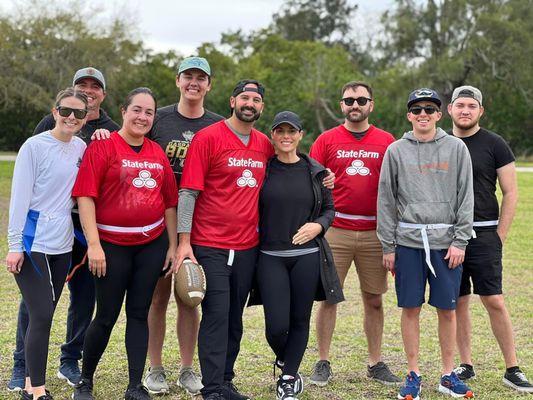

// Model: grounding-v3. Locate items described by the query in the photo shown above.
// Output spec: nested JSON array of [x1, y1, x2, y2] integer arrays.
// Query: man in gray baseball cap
[[449, 85, 533, 393]]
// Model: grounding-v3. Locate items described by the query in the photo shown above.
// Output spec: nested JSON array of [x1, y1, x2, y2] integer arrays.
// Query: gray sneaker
[[367, 361, 402, 386], [177, 366, 203, 395], [143, 366, 169, 394], [308, 360, 332, 387]]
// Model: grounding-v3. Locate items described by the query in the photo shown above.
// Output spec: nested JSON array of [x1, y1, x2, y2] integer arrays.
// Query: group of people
[[5, 56, 532, 400]]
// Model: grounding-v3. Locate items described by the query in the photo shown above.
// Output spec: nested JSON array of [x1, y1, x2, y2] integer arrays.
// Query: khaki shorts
[[325, 226, 387, 294]]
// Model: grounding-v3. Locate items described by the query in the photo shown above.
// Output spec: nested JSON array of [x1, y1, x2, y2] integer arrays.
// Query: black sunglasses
[[341, 97, 372, 107], [57, 106, 88, 119], [409, 105, 439, 115]]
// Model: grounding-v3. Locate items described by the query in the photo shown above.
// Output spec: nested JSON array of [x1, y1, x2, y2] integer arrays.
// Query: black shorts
[[460, 230, 503, 296]]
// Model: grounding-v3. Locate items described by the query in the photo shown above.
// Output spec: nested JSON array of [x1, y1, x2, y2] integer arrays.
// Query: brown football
[[173, 259, 206, 308]]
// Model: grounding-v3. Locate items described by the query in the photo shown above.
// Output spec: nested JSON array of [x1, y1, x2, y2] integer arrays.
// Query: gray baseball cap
[[73, 67, 106, 90], [451, 85, 482, 105]]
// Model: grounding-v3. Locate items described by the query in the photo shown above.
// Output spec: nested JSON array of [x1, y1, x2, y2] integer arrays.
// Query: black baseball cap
[[407, 88, 442, 109], [232, 79, 265, 98], [271, 111, 302, 131]]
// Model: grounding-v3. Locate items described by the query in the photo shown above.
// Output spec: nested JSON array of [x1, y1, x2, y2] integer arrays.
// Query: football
[[173, 259, 206, 308]]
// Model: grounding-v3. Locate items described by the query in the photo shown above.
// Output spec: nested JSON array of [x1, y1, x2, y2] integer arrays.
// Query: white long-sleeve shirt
[[8, 131, 86, 254]]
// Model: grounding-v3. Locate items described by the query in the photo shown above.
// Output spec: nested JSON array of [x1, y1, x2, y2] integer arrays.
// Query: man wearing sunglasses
[[7, 67, 119, 393], [449, 86, 532, 393], [377, 88, 474, 399], [309, 81, 401, 387]]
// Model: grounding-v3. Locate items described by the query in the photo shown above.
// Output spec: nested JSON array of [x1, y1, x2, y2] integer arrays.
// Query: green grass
[[0, 163, 531, 399]]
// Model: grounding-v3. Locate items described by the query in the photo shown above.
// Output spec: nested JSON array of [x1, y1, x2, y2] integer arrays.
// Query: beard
[[235, 106, 260, 122], [343, 107, 370, 123], [453, 116, 480, 130]]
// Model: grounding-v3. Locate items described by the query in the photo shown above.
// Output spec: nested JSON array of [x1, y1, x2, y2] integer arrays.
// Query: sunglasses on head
[[409, 105, 439, 115], [57, 106, 88, 119], [341, 97, 372, 107]]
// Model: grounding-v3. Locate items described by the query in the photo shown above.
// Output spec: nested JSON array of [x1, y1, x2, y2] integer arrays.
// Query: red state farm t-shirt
[[310, 125, 395, 231], [180, 121, 274, 250], [72, 132, 178, 245]]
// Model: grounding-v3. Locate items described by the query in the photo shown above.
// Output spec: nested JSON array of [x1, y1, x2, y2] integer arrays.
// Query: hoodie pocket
[[401, 201, 455, 224]]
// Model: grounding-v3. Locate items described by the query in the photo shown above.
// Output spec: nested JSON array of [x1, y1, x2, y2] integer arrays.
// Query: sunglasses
[[409, 106, 439, 115], [341, 97, 372, 107], [57, 106, 88, 119]]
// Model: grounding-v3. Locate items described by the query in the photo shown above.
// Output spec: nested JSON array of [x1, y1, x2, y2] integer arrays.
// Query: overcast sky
[[0, 0, 393, 55]]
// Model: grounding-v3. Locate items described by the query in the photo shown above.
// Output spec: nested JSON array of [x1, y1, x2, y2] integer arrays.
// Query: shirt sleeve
[[72, 141, 108, 198], [161, 157, 178, 208], [180, 132, 211, 191], [452, 141, 474, 250], [376, 146, 399, 254], [494, 135, 515, 169], [309, 136, 326, 165], [7, 142, 38, 252]]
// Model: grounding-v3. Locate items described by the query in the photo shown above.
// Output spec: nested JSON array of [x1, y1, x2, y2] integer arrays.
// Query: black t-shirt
[[259, 157, 316, 250], [455, 128, 515, 226], [149, 104, 224, 186], [347, 128, 369, 140], [33, 109, 120, 145]]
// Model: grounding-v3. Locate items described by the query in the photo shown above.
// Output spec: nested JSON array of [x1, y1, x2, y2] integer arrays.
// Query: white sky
[[0, 0, 392, 55]]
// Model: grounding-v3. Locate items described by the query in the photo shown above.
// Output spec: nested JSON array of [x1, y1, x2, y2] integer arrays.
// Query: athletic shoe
[[503, 368, 533, 393], [438, 372, 474, 398], [72, 379, 94, 400], [35, 394, 54, 400], [221, 381, 250, 400], [273, 359, 303, 395], [367, 361, 402, 386], [124, 384, 152, 400], [453, 364, 476, 381], [21, 390, 52, 400], [203, 394, 227, 400], [7, 359, 25, 392], [58, 359, 81, 386], [276, 376, 297, 400], [177, 366, 203, 395], [308, 360, 332, 387], [143, 366, 169, 394], [398, 371, 421, 400]]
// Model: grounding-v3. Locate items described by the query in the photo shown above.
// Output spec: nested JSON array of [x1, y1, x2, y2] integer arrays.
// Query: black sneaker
[[222, 381, 250, 400], [367, 361, 402, 386], [21, 390, 51, 400], [503, 368, 533, 393], [72, 379, 94, 400], [35, 395, 53, 400], [453, 363, 476, 381], [272, 359, 303, 395], [276, 376, 297, 400], [124, 385, 151, 400], [204, 394, 227, 400]]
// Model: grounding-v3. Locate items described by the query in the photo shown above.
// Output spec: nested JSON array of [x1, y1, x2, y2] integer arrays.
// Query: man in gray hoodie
[[377, 88, 474, 400]]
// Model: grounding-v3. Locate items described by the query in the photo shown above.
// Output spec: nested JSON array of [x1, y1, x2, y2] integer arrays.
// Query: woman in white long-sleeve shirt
[[6, 88, 88, 400]]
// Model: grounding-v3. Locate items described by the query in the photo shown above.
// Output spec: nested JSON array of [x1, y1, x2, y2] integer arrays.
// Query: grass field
[[0, 160, 531, 400]]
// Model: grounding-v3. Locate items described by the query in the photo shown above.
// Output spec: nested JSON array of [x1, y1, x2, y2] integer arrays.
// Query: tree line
[[0, 0, 531, 154]]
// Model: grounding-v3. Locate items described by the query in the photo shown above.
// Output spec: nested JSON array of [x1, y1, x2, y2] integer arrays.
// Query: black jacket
[[248, 153, 345, 306], [33, 108, 119, 145]]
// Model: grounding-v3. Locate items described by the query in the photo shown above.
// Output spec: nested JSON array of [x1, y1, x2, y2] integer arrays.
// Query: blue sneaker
[[57, 359, 81, 386], [7, 360, 25, 392], [438, 372, 474, 398], [398, 371, 421, 400]]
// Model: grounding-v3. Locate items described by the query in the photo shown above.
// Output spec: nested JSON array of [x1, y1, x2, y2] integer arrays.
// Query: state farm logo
[[132, 170, 157, 189], [346, 160, 370, 176], [237, 169, 257, 188]]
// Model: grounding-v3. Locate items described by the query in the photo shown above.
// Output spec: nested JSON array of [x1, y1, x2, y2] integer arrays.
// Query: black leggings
[[256, 252, 320, 377], [14, 252, 71, 386], [80, 233, 167, 388]]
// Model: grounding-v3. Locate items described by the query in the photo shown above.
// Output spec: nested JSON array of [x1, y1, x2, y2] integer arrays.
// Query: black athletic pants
[[14, 221, 95, 364], [14, 252, 71, 387], [80, 233, 167, 388], [194, 245, 258, 397], [256, 252, 320, 377]]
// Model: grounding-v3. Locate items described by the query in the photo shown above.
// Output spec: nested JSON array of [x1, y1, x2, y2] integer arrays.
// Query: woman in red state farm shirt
[[71, 88, 178, 400]]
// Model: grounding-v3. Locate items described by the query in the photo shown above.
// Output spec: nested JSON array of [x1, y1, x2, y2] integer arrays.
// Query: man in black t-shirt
[[143, 57, 224, 396], [449, 86, 532, 393], [7, 67, 120, 393]]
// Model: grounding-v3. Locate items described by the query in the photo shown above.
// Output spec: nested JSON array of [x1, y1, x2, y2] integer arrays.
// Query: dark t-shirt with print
[[149, 104, 224, 186], [455, 128, 515, 226]]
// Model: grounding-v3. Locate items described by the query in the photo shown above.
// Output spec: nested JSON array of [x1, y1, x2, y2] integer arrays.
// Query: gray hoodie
[[377, 127, 473, 253]]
